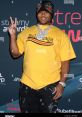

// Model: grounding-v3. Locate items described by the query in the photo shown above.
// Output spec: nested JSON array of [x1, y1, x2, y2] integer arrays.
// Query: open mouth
[[41, 17, 47, 21]]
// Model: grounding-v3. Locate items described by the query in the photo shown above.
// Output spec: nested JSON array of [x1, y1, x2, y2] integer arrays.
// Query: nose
[[41, 11, 46, 16]]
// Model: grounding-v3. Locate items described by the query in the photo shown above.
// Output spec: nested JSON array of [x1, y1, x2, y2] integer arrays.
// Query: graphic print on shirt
[[27, 34, 54, 46]]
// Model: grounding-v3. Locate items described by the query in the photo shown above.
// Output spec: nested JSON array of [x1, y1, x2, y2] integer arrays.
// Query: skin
[[37, 10, 52, 25], [8, 17, 21, 57], [53, 61, 69, 100], [37, 11, 70, 100], [8, 11, 70, 100]]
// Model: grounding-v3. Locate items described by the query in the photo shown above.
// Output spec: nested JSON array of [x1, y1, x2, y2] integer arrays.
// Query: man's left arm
[[53, 60, 69, 100]]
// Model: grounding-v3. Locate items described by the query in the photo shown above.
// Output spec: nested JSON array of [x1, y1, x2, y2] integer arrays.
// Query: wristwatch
[[59, 81, 66, 88]]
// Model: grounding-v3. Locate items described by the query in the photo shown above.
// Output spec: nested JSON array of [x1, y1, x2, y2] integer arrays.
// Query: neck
[[37, 23, 51, 27], [38, 22, 51, 26]]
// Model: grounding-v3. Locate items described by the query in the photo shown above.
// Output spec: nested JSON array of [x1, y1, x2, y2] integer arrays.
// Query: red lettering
[[62, 30, 81, 42], [54, 10, 64, 25], [71, 12, 81, 25]]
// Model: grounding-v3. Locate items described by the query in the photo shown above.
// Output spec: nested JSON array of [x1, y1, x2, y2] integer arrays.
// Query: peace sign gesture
[[8, 17, 17, 36]]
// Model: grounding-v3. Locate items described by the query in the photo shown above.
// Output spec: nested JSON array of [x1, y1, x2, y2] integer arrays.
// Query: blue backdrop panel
[[0, 0, 82, 113]]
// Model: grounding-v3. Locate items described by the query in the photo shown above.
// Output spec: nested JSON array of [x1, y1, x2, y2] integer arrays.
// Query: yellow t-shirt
[[17, 25, 76, 90]]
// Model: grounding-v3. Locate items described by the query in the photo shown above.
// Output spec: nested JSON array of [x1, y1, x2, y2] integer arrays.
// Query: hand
[[53, 83, 64, 100], [8, 17, 17, 36]]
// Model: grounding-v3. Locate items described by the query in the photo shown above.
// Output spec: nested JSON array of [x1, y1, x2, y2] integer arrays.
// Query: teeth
[[42, 18, 46, 20]]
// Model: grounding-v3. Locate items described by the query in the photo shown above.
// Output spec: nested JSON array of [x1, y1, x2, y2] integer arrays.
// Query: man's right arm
[[9, 35, 21, 58], [8, 17, 21, 58]]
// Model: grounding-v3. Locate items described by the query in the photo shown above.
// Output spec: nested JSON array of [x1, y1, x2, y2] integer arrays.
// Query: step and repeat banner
[[0, 0, 82, 113]]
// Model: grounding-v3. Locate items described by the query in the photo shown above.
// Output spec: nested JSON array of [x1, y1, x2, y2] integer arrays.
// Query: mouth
[[41, 17, 47, 21]]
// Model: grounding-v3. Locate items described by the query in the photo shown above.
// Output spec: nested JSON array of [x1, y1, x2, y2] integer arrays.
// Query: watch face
[[59, 82, 66, 87]]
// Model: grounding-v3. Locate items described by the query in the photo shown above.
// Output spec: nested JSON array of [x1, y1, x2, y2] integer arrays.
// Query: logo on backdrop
[[11, 74, 20, 82], [0, 18, 29, 33], [78, 78, 82, 90], [64, 73, 75, 81], [0, 37, 4, 43], [64, 0, 75, 5], [53, 9, 82, 42], [0, 73, 6, 85]]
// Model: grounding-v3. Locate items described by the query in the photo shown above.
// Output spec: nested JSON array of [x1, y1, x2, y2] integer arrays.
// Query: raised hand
[[8, 17, 17, 36]]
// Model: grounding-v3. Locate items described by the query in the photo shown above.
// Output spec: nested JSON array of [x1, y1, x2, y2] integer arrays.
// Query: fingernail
[[52, 91, 55, 94]]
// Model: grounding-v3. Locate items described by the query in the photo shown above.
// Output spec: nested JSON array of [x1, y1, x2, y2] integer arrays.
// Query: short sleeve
[[17, 27, 29, 54], [17, 34, 25, 54], [60, 32, 76, 61]]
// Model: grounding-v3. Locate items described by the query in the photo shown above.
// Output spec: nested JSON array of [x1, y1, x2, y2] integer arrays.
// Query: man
[[8, 0, 76, 113]]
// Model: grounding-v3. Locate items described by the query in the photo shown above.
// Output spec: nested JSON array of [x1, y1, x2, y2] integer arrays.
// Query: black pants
[[19, 82, 59, 113]]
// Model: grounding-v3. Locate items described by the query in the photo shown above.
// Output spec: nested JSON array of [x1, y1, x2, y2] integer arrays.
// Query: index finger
[[10, 16, 14, 24]]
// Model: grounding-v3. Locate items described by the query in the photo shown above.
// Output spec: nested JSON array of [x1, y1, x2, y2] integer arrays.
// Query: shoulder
[[18, 25, 36, 37], [52, 26, 64, 34], [52, 25, 69, 39]]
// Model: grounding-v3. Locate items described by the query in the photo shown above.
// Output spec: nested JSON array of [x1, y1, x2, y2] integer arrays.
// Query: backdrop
[[0, 0, 82, 113]]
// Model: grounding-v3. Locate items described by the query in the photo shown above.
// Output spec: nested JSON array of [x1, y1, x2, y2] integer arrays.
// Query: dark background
[[0, 0, 82, 113]]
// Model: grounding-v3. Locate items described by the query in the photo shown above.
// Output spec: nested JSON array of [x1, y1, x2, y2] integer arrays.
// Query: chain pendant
[[36, 25, 52, 40]]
